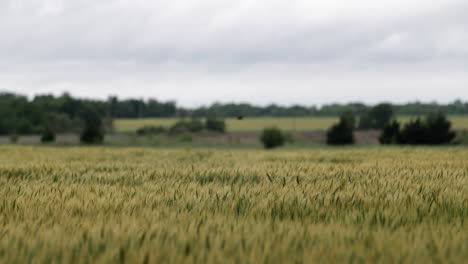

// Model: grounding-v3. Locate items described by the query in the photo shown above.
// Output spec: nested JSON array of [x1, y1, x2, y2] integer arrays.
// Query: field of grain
[[115, 117, 338, 133], [0, 146, 467, 263], [114, 116, 468, 133]]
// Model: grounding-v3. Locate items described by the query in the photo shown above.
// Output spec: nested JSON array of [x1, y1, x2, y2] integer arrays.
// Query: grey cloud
[[0, 0, 467, 105]]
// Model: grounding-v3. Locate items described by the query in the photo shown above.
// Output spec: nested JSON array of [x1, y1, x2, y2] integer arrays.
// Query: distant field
[[1, 146, 467, 263], [115, 116, 468, 133], [115, 117, 338, 133]]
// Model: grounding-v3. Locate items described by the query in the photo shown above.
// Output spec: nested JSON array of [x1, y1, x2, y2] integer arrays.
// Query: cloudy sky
[[1, 0, 467, 106]]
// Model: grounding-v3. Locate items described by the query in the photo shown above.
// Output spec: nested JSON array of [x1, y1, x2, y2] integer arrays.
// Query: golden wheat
[[0, 146, 467, 263]]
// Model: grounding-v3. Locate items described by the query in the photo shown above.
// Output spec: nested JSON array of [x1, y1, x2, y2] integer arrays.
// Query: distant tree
[[378, 112, 456, 145], [185, 118, 204, 133], [359, 103, 394, 130], [260, 127, 285, 149], [9, 133, 19, 143], [424, 112, 456, 144], [136, 125, 167, 136], [41, 128, 56, 143], [168, 121, 191, 135], [397, 118, 428, 145], [358, 115, 373, 130], [205, 117, 226, 133], [79, 106, 104, 144], [326, 113, 355, 145], [379, 120, 400, 144], [168, 119, 204, 135], [341, 111, 356, 129]]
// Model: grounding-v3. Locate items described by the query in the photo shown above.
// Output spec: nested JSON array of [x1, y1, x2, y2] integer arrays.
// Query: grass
[[0, 146, 467, 263], [114, 116, 468, 133], [115, 117, 338, 133]]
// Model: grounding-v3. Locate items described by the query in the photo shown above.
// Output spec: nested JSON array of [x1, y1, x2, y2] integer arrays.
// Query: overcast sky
[[1, 0, 467, 106]]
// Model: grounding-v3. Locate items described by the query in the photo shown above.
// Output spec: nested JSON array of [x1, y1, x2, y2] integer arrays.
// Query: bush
[[379, 120, 400, 144], [80, 126, 104, 144], [186, 119, 204, 132], [425, 112, 456, 144], [178, 133, 193, 142], [136, 125, 166, 136], [79, 106, 105, 144], [454, 130, 468, 145], [9, 134, 18, 143], [359, 103, 394, 130], [341, 111, 356, 129], [380, 112, 456, 145], [398, 118, 428, 145], [260, 127, 285, 149], [169, 119, 204, 135], [205, 117, 226, 133], [358, 115, 373, 130], [326, 114, 355, 145], [41, 128, 56, 143]]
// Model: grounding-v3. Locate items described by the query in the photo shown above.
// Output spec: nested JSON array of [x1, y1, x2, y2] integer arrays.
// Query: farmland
[[114, 116, 468, 133], [1, 146, 467, 263]]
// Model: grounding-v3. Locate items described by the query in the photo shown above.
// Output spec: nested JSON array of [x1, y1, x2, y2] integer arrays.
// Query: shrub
[[326, 114, 355, 145], [260, 127, 285, 149], [379, 120, 400, 144], [398, 118, 428, 145], [136, 125, 166, 136], [79, 106, 105, 144], [9, 133, 18, 143], [178, 133, 193, 142], [41, 128, 56, 143], [205, 117, 226, 133], [169, 119, 204, 135], [341, 111, 356, 129], [380, 112, 456, 145], [358, 115, 373, 130], [424, 112, 456, 144], [359, 104, 394, 130], [80, 126, 104, 144], [454, 130, 468, 145], [186, 119, 204, 133]]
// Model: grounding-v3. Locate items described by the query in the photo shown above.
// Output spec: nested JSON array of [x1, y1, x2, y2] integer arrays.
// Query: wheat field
[[1, 146, 467, 263]]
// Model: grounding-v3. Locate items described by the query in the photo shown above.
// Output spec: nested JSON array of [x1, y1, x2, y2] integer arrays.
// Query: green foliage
[[169, 119, 204, 135], [326, 113, 355, 145], [80, 126, 104, 144], [0, 92, 106, 138], [425, 112, 457, 144], [205, 117, 226, 133], [340, 111, 356, 129], [454, 130, 468, 145], [380, 112, 456, 145], [136, 125, 167, 136], [178, 133, 193, 142], [398, 118, 428, 145], [79, 106, 104, 144], [359, 103, 394, 130], [9, 134, 18, 143], [379, 120, 400, 144], [40, 128, 56, 143], [260, 127, 285, 149]]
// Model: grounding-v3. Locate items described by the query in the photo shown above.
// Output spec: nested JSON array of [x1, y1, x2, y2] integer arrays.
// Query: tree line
[[325, 104, 457, 146], [261, 103, 458, 148], [0, 91, 466, 144], [0, 92, 109, 143]]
